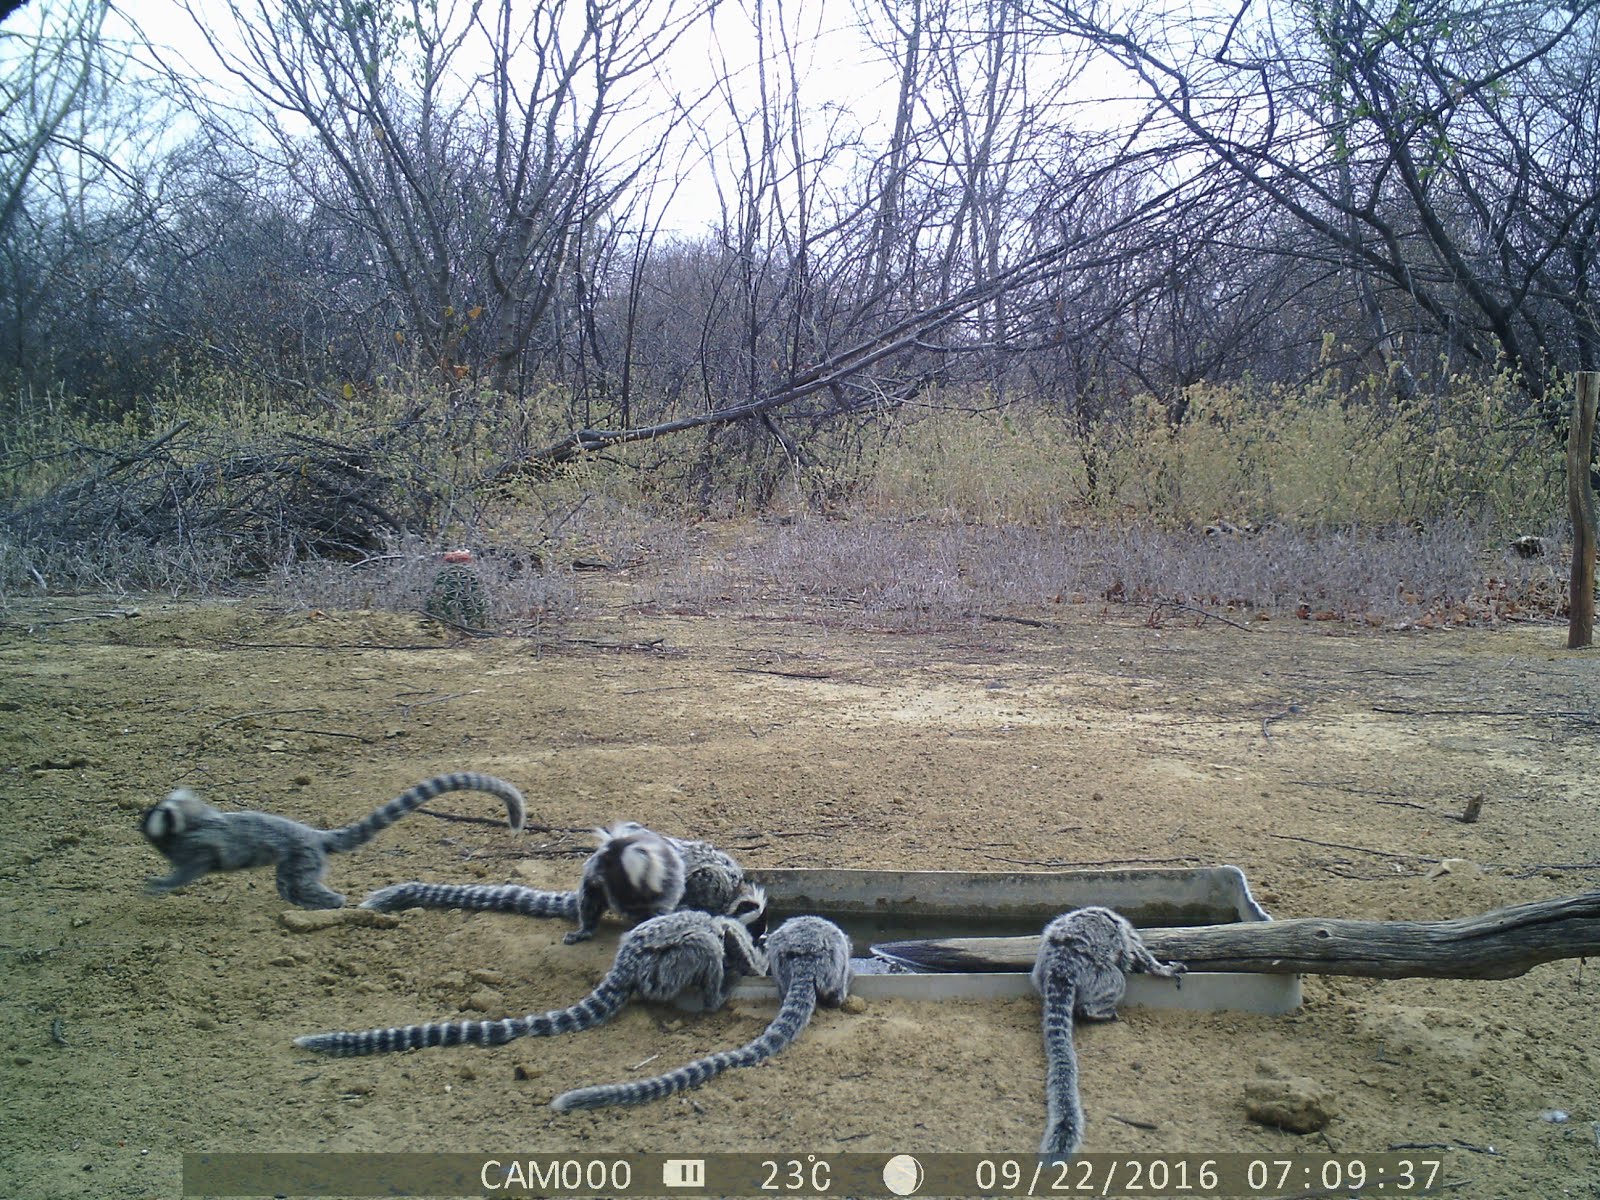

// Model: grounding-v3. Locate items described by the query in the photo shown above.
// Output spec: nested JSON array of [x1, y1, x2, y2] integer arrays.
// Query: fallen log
[[871, 891, 1600, 980]]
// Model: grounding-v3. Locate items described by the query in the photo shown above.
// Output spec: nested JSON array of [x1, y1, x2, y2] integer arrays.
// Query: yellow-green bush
[[3, 366, 1569, 544], [860, 402, 1094, 523], [857, 374, 1564, 530]]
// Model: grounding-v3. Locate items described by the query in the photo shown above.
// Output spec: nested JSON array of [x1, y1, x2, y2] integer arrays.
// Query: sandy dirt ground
[[2, 532, 1598, 1199]]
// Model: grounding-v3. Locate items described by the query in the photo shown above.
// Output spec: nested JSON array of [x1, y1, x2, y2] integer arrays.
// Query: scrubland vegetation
[[0, 368, 1572, 631], [2, 0, 1593, 625]]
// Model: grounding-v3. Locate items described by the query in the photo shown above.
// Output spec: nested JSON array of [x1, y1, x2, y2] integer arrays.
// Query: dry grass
[[264, 535, 578, 638], [859, 379, 1564, 531], [0, 373, 1573, 636], [0, 527, 242, 602], [643, 516, 1570, 630]]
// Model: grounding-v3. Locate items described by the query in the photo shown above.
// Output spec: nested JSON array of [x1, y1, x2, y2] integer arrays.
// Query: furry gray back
[[551, 914, 851, 1111], [139, 772, 525, 909], [1032, 907, 1184, 1158], [360, 824, 766, 939], [296, 910, 767, 1057]]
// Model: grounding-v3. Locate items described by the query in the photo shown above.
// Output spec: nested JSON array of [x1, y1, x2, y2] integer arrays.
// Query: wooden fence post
[[1570, 371, 1600, 649]]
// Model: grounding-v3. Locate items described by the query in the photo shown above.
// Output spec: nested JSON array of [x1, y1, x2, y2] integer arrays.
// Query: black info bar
[[183, 1150, 1448, 1197]]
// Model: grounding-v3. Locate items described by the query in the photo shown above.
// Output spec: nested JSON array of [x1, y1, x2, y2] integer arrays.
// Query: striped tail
[[361, 881, 578, 918], [295, 976, 631, 1057], [551, 972, 820, 1111], [1039, 978, 1083, 1159], [323, 772, 526, 853]]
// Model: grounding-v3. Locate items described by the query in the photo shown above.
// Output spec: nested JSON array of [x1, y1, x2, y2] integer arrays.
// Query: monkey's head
[[592, 819, 650, 843], [138, 788, 215, 850]]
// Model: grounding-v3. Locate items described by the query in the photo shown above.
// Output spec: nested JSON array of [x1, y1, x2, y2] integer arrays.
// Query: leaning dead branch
[[494, 238, 1092, 474], [872, 891, 1600, 979]]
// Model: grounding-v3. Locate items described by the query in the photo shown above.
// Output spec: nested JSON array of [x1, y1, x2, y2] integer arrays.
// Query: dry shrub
[[1, 365, 1572, 625], [1124, 377, 1558, 528], [651, 515, 1539, 630], [0, 372, 585, 602], [0, 526, 240, 599], [266, 535, 577, 637]]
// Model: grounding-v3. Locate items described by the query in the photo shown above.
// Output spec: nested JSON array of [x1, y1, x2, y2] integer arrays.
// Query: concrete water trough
[[731, 866, 1300, 1015]]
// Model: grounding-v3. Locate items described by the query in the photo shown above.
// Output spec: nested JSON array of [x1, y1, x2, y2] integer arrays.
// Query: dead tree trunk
[[873, 890, 1600, 979], [1569, 371, 1599, 649]]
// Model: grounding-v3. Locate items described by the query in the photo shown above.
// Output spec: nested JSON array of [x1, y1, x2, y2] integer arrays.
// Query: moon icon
[[881, 1154, 924, 1196]]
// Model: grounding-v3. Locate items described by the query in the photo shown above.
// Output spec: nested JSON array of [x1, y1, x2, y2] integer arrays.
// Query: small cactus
[[425, 549, 491, 631]]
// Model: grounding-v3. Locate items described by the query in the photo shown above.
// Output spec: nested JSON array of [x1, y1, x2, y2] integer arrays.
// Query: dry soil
[[2, 533, 1598, 1199]]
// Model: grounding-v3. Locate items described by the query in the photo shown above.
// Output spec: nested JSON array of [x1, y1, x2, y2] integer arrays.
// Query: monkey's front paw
[[562, 929, 594, 945]]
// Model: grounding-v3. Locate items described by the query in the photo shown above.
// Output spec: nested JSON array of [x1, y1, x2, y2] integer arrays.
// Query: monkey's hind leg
[[1129, 943, 1186, 981], [695, 958, 732, 1011], [276, 849, 345, 909], [1075, 964, 1127, 1022]]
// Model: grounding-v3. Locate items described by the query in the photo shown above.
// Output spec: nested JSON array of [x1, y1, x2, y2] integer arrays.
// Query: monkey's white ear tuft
[[730, 884, 770, 938], [148, 788, 204, 835], [142, 804, 176, 839]]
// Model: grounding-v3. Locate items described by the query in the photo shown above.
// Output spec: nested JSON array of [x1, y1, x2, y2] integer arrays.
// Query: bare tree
[[184, 0, 713, 394], [0, 0, 107, 246], [0, 0, 196, 406], [1038, 0, 1600, 420], [858, 0, 926, 302]]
